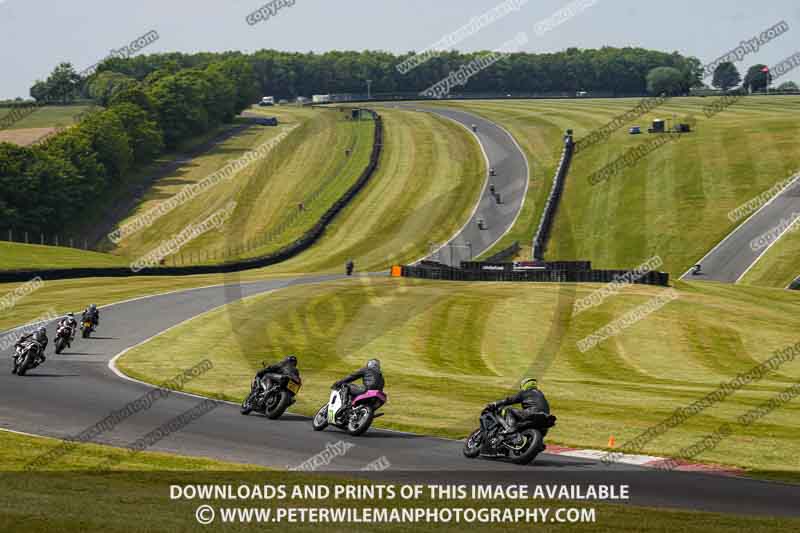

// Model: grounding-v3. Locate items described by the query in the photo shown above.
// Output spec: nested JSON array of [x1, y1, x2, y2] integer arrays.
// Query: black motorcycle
[[12, 342, 43, 376], [55, 324, 73, 354], [81, 318, 95, 338], [240, 368, 302, 419], [462, 404, 556, 465]]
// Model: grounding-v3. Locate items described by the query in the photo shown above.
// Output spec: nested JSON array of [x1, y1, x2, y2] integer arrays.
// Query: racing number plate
[[287, 381, 301, 394]]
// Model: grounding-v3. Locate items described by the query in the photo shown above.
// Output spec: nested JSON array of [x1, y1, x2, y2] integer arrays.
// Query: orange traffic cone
[[608, 435, 616, 448]]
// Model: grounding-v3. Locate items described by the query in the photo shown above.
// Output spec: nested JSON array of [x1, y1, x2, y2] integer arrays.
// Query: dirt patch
[[0, 127, 56, 146]]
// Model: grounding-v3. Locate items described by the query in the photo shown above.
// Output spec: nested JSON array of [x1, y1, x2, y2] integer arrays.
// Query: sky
[[1, 0, 799, 99]]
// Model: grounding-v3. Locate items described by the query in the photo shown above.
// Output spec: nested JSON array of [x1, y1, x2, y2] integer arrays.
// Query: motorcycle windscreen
[[327, 390, 343, 422]]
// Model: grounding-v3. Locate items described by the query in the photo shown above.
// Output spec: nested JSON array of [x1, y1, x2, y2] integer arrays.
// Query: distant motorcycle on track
[[312, 385, 386, 436], [80, 319, 95, 338], [462, 403, 556, 465], [12, 342, 44, 376], [54, 324, 73, 354]]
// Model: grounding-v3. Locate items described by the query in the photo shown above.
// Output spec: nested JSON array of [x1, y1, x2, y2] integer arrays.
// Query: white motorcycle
[[312, 385, 387, 436]]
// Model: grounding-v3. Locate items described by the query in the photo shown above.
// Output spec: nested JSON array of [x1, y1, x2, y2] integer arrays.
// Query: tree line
[[2, 46, 706, 235], [0, 57, 258, 234]]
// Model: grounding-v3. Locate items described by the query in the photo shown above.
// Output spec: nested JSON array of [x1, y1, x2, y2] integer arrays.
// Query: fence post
[[40, 233, 44, 245], [25, 231, 28, 244]]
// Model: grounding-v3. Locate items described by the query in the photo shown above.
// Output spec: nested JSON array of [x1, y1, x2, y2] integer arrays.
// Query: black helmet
[[89, 304, 97, 311], [285, 355, 298, 366], [367, 359, 381, 371], [35, 327, 47, 340]]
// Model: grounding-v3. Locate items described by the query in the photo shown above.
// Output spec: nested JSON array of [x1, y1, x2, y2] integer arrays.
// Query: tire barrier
[[0, 110, 383, 283], [401, 261, 669, 286], [460, 260, 591, 272], [532, 133, 574, 260]]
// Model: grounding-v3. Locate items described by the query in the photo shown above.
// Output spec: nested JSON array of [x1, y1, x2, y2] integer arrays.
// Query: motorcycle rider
[[488, 378, 550, 435], [255, 355, 300, 392], [334, 359, 384, 402], [82, 304, 99, 329], [14, 327, 49, 371], [346, 259, 354, 276]]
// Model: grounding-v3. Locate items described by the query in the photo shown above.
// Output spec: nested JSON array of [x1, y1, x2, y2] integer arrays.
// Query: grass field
[[0, 104, 94, 130], [445, 96, 800, 280], [0, 242, 127, 270], [117, 277, 800, 480], [109, 106, 349, 262], [265, 107, 484, 273], [2, 431, 794, 532]]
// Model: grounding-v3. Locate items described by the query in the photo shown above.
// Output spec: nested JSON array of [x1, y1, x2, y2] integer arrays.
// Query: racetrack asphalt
[[0, 109, 798, 518], [681, 174, 800, 283], [393, 105, 529, 266], [1, 274, 799, 517]]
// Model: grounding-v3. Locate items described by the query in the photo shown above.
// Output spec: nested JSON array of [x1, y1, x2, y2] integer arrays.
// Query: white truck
[[312, 94, 331, 104], [259, 96, 275, 106]]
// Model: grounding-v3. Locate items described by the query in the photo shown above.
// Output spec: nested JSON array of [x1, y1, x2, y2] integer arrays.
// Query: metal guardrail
[[532, 134, 574, 260]]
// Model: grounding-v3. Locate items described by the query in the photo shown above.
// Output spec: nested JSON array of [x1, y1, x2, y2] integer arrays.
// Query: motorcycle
[[312, 385, 386, 436], [462, 404, 556, 465], [81, 319, 94, 338], [54, 324, 73, 354], [240, 369, 302, 419], [12, 342, 42, 376]]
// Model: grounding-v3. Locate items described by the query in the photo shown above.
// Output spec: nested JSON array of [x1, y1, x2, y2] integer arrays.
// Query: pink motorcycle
[[312, 385, 387, 436]]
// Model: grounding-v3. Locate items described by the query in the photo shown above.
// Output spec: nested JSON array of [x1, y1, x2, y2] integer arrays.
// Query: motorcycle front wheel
[[240, 391, 257, 415], [55, 338, 66, 354], [312, 404, 329, 431], [507, 429, 543, 465], [463, 429, 483, 458], [347, 405, 374, 436], [265, 391, 291, 420], [16, 353, 32, 376]]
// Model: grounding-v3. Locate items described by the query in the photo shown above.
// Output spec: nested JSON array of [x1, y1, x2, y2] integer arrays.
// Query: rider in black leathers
[[489, 378, 550, 434], [334, 359, 384, 401], [15, 327, 49, 368], [256, 355, 300, 391]]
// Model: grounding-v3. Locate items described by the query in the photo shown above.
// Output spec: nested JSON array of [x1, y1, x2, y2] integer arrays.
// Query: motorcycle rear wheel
[[347, 405, 374, 436], [312, 404, 329, 431], [463, 429, 483, 458], [265, 391, 291, 419]]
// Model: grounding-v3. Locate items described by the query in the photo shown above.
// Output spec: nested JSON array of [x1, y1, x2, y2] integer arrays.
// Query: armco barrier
[[0, 111, 383, 283], [532, 133, 574, 260], [401, 264, 669, 286]]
